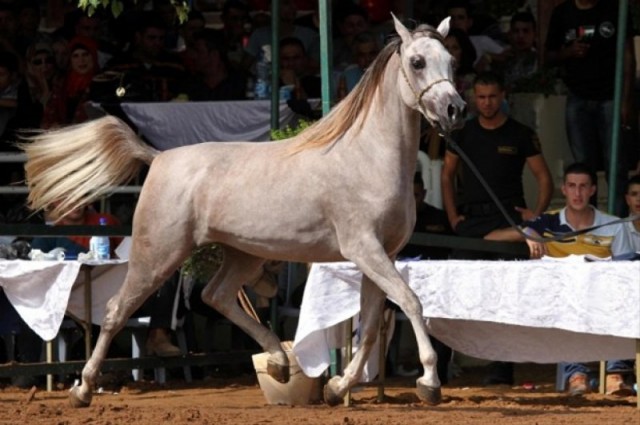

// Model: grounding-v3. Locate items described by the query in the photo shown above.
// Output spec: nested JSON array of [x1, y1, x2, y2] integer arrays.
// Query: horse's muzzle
[[447, 103, 466, 129]]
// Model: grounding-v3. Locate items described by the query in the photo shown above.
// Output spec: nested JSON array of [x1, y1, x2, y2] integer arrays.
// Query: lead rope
[[441, 131, 639, 243]]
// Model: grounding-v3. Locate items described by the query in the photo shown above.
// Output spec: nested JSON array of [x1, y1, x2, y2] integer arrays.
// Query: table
[[89, 100, 317, 151], [293, 258, 640, 385], [0, 260, 127, 342]]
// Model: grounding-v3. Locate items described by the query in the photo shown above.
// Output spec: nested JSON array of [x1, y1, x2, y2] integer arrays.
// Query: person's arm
[[517, 153, 553, 221], [483, 227, 522, 241], [545, 38, 589, 65], [485, 226, 548, 259], [441, 150, 464, 230], [544, 10, 588, 66], [621, 38, 636, 128]]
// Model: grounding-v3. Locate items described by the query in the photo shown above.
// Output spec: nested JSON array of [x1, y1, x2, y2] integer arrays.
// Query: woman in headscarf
[[42, 35, 99, 128]]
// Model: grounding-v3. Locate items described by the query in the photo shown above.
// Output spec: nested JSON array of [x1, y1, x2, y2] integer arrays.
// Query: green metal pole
[[608, 0, 628, 214], [319, 0, 333, 115], [271, 0, 281, 131], [318, 0, 337, 378]]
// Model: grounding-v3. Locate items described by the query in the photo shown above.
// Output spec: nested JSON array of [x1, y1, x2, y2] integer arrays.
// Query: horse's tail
[[19, 115, 159, 218]]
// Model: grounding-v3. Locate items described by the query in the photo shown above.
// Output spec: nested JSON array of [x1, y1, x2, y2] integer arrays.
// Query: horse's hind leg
[[69, 260, 179, 407], [201, 247, 289, 382], [324, 275, 386, 405], [345, 241, 441, 405]]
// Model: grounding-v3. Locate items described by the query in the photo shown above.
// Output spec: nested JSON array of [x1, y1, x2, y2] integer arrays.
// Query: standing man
[[545, 0, 636, 217], [441, 71, 553, 386], [441, 71, 553, 248]]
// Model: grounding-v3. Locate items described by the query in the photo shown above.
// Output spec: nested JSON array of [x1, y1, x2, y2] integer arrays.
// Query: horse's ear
[[391, 12, 412, 46], [436, 16, 451, 38]]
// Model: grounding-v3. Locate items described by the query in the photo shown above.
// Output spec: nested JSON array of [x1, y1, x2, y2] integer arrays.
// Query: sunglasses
[[31, 57, 55, 66]]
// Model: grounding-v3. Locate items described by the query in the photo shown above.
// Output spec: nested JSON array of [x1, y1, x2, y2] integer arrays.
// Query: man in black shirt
[[441, 71, 553, 386], [441, 71, 553, 246], [544, 0, 636, 216]]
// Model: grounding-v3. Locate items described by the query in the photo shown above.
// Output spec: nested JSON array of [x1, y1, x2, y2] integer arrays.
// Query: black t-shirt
[[447, 117, 541, 205], [545, 0, 633, 100]]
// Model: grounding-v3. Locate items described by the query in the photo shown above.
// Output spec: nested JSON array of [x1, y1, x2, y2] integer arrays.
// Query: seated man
[[336, 31, 380, 99], [485, 162, 634, 396], [31, 204, 182, 358], [625, 175, 640, 252], [279, 36, 320, 100]]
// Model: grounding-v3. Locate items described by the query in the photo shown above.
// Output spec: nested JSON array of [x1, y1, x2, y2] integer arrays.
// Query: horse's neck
[[356, 57, 421, 179]]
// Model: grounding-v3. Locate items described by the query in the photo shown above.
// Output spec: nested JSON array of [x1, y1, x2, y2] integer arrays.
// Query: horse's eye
[[410, 56, 425, 70]]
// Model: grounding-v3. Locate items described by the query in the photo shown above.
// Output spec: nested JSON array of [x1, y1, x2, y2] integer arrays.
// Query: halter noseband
[[399, 66, 451, 113]]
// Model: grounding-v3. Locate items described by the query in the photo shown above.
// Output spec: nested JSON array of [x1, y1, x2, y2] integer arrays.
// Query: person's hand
[[523, 227, 547, 259], [525, 238, 547, 259], [515, 206, 537, 222], [566, 40, 590, 59], [449, 214, 465, 231]]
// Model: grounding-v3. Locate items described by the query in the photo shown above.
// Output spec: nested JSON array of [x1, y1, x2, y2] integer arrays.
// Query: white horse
[[20, 16, 465, 407]]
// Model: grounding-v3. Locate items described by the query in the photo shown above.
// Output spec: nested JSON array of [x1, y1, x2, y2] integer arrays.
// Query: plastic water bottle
[[254, 44, 271, 100], [89, 217, 110, 260]]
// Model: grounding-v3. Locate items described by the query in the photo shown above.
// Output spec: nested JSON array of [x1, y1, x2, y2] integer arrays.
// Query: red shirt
[[67, 211, 123, 255]]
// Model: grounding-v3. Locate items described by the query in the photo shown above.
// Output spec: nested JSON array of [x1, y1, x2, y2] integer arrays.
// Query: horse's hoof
[[267, 360, 290, 383], [323, 384, 343, 406], [416, 383, 441, 406], [68, 386, 92, 408]]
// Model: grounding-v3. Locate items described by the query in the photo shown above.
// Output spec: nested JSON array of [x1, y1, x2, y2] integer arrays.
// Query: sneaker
[[605, 373, 634, 396], [567, 372, 589, 396]]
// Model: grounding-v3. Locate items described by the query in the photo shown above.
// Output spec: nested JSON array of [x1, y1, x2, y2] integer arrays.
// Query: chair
[[275, 262, 307, 340], [56, 317, 192, 384], [128, 317, 191, 384]]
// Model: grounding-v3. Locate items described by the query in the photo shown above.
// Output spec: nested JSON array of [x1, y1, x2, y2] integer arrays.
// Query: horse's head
[[393, 15, 466, 133]]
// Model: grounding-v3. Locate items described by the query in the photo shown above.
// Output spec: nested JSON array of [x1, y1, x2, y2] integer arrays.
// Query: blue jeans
[[562, 360, 635, 384], [565, 93, 628, 216]]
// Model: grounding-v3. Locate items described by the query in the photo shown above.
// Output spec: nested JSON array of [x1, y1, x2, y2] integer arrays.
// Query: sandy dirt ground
[[0, 363, 637, 425]]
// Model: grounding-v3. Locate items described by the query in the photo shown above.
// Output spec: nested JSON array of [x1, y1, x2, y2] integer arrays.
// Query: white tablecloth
[[293, 258, 640, 378], [91, 100, 315, 150], [0, 260, 127, 341]]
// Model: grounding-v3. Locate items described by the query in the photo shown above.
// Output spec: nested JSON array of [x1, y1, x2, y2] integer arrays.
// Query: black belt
[[461, 197, 524, 217]]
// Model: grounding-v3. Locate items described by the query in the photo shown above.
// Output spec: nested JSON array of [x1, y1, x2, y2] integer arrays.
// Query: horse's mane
[[289, 24, 443, 154], [288, 36, 402, 153]]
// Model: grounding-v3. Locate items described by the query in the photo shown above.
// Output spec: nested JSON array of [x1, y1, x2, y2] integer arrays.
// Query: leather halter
[[396, 31, 454, 115], [399, 65, 452, 115]]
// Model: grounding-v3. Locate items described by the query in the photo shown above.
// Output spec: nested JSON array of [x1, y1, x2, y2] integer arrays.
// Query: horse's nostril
[[447, 104, 456, 118]]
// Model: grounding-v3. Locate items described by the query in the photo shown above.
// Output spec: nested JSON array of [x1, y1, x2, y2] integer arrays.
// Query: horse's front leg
[[345, 241, 441, 405], [324, 275, 386, 405], [203, 248, 289, 383]]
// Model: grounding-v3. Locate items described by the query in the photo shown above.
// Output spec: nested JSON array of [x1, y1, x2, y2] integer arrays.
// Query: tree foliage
[[77, 0, 190, 22]]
